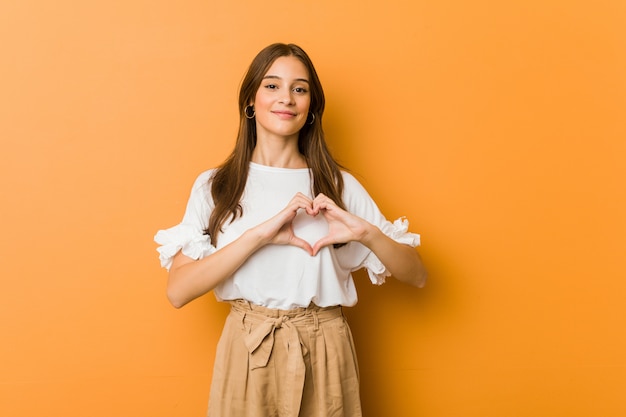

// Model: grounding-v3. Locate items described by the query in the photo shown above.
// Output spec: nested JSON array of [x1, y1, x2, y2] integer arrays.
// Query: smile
[[272, 111, 297, 119]]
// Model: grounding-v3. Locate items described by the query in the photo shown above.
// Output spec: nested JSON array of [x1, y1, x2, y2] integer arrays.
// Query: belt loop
[[312, 309, 319, 330]]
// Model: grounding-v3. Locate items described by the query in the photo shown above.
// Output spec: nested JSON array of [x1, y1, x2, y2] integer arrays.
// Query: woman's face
[[252, 56, 311, 141]]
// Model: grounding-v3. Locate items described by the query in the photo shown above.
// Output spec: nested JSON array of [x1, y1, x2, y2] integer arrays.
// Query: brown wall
[[1, 0, 625, 415]]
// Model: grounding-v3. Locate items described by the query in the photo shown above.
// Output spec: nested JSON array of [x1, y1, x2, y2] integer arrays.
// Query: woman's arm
[[167, 230, 266, 308], [167, 193, 315, 308], [311, 193, 427, 287], [358, 224, 427, 287]]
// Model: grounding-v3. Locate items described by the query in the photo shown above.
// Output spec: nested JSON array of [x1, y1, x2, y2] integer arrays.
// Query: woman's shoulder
[[191, 168, 218, 187], [195, 168, 216, 180], [184, 168, 218, 202], [340, 170, 378, 206], [340, 170, 367, 192]]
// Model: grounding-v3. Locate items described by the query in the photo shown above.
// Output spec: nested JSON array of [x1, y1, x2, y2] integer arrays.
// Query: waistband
[[229, 299, 342, 323]]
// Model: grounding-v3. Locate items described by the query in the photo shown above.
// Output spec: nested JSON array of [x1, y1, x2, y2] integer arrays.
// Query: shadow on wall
[[344, 253, 465, 416]]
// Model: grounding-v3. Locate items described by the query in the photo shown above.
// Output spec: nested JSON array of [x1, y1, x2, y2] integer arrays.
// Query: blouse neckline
[[250, 161, 310, 173]]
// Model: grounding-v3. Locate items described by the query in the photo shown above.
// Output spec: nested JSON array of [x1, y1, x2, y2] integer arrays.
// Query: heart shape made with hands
[[291, 209, 330, 247]]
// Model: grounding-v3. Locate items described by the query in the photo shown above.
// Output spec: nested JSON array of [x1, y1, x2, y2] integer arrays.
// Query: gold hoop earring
[[307, 112, 316, 125], [245, 105, 255, 119]]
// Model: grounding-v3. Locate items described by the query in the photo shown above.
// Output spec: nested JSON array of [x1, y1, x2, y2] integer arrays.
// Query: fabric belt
[[228, 299, 343, 417]]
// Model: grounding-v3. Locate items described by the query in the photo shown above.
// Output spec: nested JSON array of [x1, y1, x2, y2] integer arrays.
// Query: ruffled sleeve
[[338, 172, 422, 285], [154, 170, 217, 271], [361, 217, 421, 285], [154, 224, 216, 271]]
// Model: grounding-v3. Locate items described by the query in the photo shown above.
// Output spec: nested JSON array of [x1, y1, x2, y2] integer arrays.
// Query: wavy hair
[[207, 43, 346, 245]]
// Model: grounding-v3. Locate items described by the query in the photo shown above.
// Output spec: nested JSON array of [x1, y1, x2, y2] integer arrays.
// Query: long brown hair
[[207, 43, 346, 245]]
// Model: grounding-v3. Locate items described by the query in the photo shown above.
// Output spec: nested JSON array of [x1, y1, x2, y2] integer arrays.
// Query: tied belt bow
[[244, 314, 309, 371], [238, 306, 320, 417]]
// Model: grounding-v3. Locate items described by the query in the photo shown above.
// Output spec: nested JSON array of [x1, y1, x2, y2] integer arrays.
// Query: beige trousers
[[207, 299, 362, 417]]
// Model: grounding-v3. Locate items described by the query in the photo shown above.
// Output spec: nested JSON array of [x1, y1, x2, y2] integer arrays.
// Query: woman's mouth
[[272, 110, 297, 119]]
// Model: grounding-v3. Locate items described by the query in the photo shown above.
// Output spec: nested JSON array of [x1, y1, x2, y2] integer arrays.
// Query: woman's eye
[[265, 84, 277, 89], [294, 87, 308, 93]]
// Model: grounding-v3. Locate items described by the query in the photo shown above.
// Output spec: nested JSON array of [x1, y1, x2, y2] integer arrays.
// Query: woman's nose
[[279, 91, 294, 104]]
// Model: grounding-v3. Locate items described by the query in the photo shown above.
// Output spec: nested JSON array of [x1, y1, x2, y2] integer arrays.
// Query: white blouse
[[154, 162, 420, 309]]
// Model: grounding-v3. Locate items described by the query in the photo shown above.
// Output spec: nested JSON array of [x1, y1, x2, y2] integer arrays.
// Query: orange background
[[2, 1, 625, 416]]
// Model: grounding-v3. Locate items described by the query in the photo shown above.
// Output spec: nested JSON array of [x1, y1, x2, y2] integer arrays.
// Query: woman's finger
[[289, 235, 314, 256], [311, 236, 335, 256]]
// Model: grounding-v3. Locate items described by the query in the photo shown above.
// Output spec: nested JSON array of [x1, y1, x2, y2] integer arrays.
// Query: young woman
[[155, 43, 427, 417]]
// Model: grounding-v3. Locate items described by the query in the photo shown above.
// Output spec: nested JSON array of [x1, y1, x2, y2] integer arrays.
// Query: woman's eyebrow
[[262, 75, 310, 84]]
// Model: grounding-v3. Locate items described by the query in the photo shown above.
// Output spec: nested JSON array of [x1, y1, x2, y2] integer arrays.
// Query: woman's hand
[[252, 192, 315, 255], [309, 193, 427, 286], [309, 193, 371, 255]]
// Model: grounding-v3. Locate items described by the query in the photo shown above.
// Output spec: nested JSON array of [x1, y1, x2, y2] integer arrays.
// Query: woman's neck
[[251, 137, 307, 168]]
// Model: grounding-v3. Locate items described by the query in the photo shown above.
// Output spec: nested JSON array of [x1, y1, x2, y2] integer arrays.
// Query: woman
[[155, 43, 426, 417]]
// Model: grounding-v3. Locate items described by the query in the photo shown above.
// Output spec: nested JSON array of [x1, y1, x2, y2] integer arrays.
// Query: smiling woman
[[252, 57, 312, 145], [154, 43, 427, 417]]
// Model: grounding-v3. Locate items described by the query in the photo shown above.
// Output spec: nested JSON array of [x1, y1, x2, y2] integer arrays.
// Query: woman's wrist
[[241, 227, 269, 252], [356, 221, 381, 248]]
